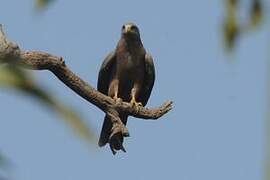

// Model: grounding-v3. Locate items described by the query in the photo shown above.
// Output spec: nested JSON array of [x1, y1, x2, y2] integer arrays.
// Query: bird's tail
[[98, 113, 128, 148]]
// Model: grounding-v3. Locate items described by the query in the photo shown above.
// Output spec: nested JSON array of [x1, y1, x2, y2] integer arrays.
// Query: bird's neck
[[118, 36, 143, 53]]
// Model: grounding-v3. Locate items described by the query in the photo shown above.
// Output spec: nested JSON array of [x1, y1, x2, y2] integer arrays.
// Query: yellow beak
[[124, 25, 132, 34]]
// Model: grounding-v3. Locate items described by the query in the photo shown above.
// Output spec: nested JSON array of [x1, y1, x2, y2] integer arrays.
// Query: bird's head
[[121, 23, 140, 39]]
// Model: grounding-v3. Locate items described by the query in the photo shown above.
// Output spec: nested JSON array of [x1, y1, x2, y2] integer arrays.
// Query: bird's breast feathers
[[117, 53, 144, 71]]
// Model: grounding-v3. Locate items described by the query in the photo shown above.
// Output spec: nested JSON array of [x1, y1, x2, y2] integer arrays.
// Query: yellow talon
[[130, 95, 142, 107]]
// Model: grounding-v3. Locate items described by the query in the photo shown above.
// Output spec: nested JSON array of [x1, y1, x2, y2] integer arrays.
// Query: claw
[[130, 96, 143, 108]]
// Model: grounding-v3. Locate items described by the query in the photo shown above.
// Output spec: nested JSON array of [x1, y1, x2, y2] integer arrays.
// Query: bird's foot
[[113, 95, 122, 105], [130, 97, 143, 107], [130, 97, 143, 112]]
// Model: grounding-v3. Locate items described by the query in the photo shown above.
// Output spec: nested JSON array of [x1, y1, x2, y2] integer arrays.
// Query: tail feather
[[98, 115, 111, 147], [98, 114, 128, 147]]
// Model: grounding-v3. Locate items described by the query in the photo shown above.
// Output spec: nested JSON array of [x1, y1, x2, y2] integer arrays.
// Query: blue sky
[[0, 0, 268, 180]]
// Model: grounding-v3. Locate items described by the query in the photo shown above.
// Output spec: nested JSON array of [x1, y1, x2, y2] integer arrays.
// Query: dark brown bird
[[97, 22, 155, 154]]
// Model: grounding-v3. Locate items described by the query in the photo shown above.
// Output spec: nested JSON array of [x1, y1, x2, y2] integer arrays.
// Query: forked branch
[[0, 24, 173, 154]]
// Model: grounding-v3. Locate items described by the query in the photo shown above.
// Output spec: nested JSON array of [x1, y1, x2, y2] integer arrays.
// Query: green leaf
[[35, 0, 55, 10], [223, 0, 239, 51], [249, 0, 262, 27], [223, 14, 239, 51]]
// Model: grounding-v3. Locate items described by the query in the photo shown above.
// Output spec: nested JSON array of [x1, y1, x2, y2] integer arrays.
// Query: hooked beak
[[123, 24, 132, 34]]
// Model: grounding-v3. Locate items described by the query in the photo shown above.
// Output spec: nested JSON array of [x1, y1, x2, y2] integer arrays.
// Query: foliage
[[223, 0, 263, 51], [0, 65, 94, 143], [35, 0, 55, 10]]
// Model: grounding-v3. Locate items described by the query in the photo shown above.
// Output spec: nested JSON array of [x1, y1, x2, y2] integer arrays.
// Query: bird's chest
[[116, 53, 144, 75]]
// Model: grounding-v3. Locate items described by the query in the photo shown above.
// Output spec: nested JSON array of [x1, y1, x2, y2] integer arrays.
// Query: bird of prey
[[97, 22, 155, 154]]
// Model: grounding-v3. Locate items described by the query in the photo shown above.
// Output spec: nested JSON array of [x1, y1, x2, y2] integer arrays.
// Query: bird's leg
[[130, 88, 143, 107], [113, 91, 122, 104], [109, 79, 122, 104]]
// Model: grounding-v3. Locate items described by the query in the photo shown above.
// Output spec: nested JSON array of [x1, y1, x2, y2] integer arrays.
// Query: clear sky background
[[0, 0, 268, 180]]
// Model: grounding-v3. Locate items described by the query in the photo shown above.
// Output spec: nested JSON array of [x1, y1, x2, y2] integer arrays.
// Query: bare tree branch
[[0, 24, 173, 153]]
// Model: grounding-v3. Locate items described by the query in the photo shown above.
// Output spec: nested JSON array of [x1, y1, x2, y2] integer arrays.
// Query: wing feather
[[97, 51, 116, 95], [139, 53, 155, 106]]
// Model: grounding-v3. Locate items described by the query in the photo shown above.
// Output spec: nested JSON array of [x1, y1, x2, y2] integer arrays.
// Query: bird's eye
[[130, 26, 136, 31], [122, 25, 125, 30]]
